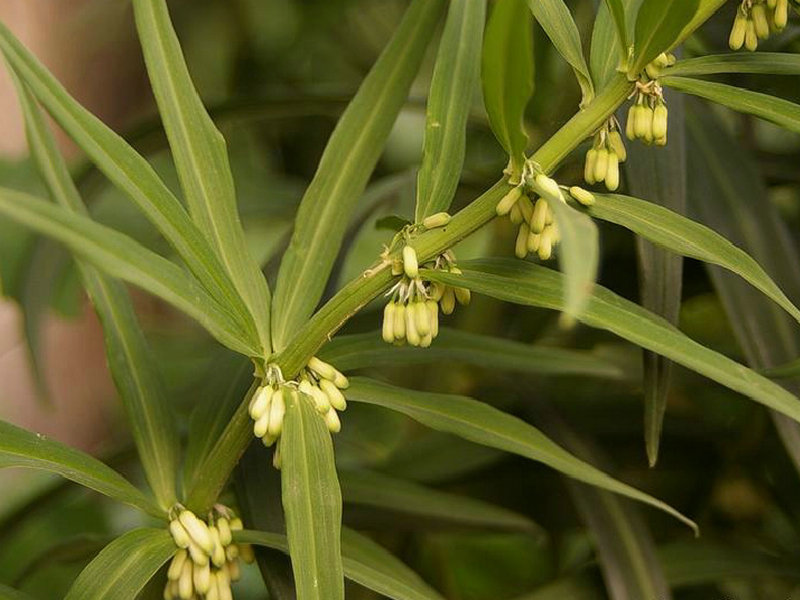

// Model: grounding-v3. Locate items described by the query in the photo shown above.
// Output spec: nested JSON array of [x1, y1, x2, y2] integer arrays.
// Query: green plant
[[1, 0, 800, 598]]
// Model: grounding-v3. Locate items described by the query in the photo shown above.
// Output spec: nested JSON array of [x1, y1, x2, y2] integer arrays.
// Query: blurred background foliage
[[1, 0, 800, 598]]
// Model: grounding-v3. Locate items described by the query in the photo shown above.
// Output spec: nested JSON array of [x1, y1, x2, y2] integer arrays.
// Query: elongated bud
[[645, 62, 661, 80], [209, 527, 226, 567], [535, 173, 562, 203], [652, 104, 668, 140], [427, 300, 439, 339], [775, 0, 788, 28], [626, 105, 637, 140], [422, 212, 451, 229], [515, 224, 529, 259], [517, 194, 534, 223], [187, 540, 209, 566], [419, 332, 433, 348], [168, 549, 188, 581], [226, 543, 239, 561], [169, 520, 191, 549], [454, 286, 471, 306], [307, 356, 337, 380], [273, 440, 283, 469], [608, 130, 627, 162], [228, 559, 241, 582], [538, 228, 553, 261], [230, 518, 243, 531], [179, 511, 214, 555], [206, 573, 220, 600], [193, 561, 211, 594], [393, 303, 407, 339], [496, 186, 522, 216], [249, 385, 273, 420], [239, 543, 255, 564], [527, 231, 541, 253], [403, 245, 419, 279], [605, 152, 620, 191], [267, 389, 286, 437], [440, 287, 456, 315], [319, 378, 347, 411], [405, 305, 421, 346], [744, 19, 758, 51], [633, 105, 651, 140], [729, 13, 748, 49], [654, 52, 670, 68], [531, 198, 548, 233], [584, 148, 598, 184], [569, 186, 595, 206], [752, 4, 770, 38], [413, 300, 431, 337], [430, 282, 445, 302], [325, 408, 342, 433], [332, 368, 349, 389], [178, 559, 193, 599], [593, 148, 609, 184], [382, 302, 395, 343], [311, 383, 332, 413], [253, 411, 270, 438], [509, 201, 523, 225], [216, 518, 232, 546]]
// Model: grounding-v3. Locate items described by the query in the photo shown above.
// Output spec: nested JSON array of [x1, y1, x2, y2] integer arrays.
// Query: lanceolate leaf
[[666, 53, 800, 77], [482, 0, 534, 174], [424, 259, 800, 427], [0, 419, 162, 518], [584, 193, 800, 327], [132, 0, 272, 352], [0, 188, 258, 356], [547, 198, 599, 319], [236, 528, 446, 600], [0, 23, 256, 336], [340, 469, 542, 534], [590, 0, 645, 91], [671, 0, 727, 49], [271, 0, 445, 349], [282, 394, 344, 600], [64, 529, 174, 600], [661, 76, 800, 135], [319, 328, 626, 380], [346, 377, 696, 532], [629, 0, 699, 76], [525, 0, 594, 101], [603, 0, 628, 56], [13, 76, 179, 509], [415, 0, 485, 220]]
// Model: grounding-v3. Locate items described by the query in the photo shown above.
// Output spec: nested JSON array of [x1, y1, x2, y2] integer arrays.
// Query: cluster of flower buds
[[584, 120, 626, 191], [165, 507, 254, 600], [296, 357, 348, 434], [730, 0, 789, 51], [643, 52, 676, 80], [382, 247, 469, 347], [626, 81, 668, 147]]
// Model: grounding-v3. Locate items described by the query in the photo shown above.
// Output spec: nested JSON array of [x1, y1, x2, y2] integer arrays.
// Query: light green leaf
[[237, 528, 445, 600], [132, 0, 272, 353], [0, 419, 162, 518], [0, 188, 258, 356], [346, 377, 696, 532], [671, 0, 727, 49], [525, 0, 594, 101], [0, 23, 256, 339], [603, 0, 628, 55], [590, 0, 644, 90], [547, 198, 599, 319], [482, 0, 534, 174], [271, 0, 445, 349], [415, 0, 485, 220], [12, 75, 179, 509], [319, 328, 625, 380], [425, 259, 800, 428], [762, 358, 800, 379], [629, 0, 699, 76], [282, 393, 344, 600], [64, 529, 174, 600], [584, 193, 800, 327], [661, 76, 800, 134], [340, 469, 542, 535], [667, 52, 800, 77]]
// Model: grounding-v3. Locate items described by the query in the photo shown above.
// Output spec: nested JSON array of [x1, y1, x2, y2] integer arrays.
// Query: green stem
[[186, 73, 634, 511]]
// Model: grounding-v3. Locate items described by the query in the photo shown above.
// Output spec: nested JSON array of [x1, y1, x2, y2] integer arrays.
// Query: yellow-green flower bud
[[569, 186, 595, 206], [775, 0, 788, 28], [311, 383, 332, 413], [496, 186, 522, 216], [634, 105, 652, 141], [626, 105, 637, 140], [324, 407, 342, 432], [226, 544, 239, 561], [193, 561, 211, 594], [454, 286, 471, 306], [382, 302, 395, 343], [532, 198, 548, 234], [768, 0, 777, 8], [535, 173, 562, 203], [729, 13, 748, 49], [427, 300, 439, 339], [209, 527, 226, 568], [422, 212, 451, 229], [178, 559, 193, 599], [645, 62, 661, 80], [509, 201, 523, 225], [752, 4, 770, 37], [273, 440, 283, 470], [430, 282, 445, 302], [253, 411, 270, 438], [187, 540, 208, 566], [518, 194, 534, 224], [307, 356, 337, 381], [745, 19, 758, 51], [168, 549, 188, 581], [218, 573, 234, 600], [584, 148, 598, 184], [515, 223, 530, 259], [538, 228, 553, 261], [593, 148, 609, 184], [249, 385, 273, 420], [402, 245, 418, 279], [179, 511, 214, 555], [413, 300, 431, 337], [605, 152, 620, 191], [169, 520, 191, 549], [206, 574, 219, 600], [393, 303, 407, 339], [332, 369, 349, 390], [654, 52, 671, 68], [267, 389, 286, 438], [405, 305, 421, 346], [320, 378, 347, 411], [441, 287, 456, 315], [527, 231, 541, 253], [419, 332, 433, 348], [608, 130, 627, 162], [228, 559, 241, 582], [216, 518, 232, 546], [653, 104, 668, 141]]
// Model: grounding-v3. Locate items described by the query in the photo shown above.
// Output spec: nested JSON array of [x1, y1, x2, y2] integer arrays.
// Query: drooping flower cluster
[[165, 507, 254, 600], [381, 248, 470, 347], [730, 0, 789, 51], [626, 80, 669, 147], [584, 120, 627, 191], [249, 358, 349, 467]]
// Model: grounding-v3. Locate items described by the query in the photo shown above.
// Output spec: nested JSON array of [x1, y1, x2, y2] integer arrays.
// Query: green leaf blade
[[629, 0, 699, 75], [666, 52, 800, 77], [282, 393, 344, 600]]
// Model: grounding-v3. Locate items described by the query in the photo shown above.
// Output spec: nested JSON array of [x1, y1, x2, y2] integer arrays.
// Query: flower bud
[[535, 173, 562, 203], [216, 518, 232, 546], [608, 130, 627, 162], [419, 332, 433, 348], [249, 385, 273, 420], [584, 148, 598, 184], [427, 300, 439, 339], [239, 543, 255, 564], [654, 52, 671, 68], [593, 147, 609, 184], [307, 356, 337, 381], [744, 19, 758, 51], [332, 369, 349, 390], [518, 194, 534, 224], [193, 561, 211, 594], [402, 246, 418, 279], [538, 228, 553, 261], [625, 105, 637, 140], [422, 212, 451, 229], [454, 287, 471, 306], [605, 152, 620, 191], [752, 4, 770, 38], [382, 302, 395, 343], [267, 389, 286, 437], [515, 224, 530, 259], [205, 574, 219, 600], [569, 186, 595, 207], [179, 511, 214, 555], [169, 520, 191, 549], [405, 305, 421, 346], [273, 440, 283, 470], [768, 0, 777, 8], [527, 231, 541, 253], [228, 559, 241, 581], [178, 559, 193, 599], [393, 303, 407, 339], [168, 549, 188, 581], [531, 198, 548, 233], [775, 0, 788, 28], [633, 105, 651, 141], [253, 411, 271, 438], [187, 540, 208, 566], [645, 62, 661, 80], [496, 186, 522, 216], [729, 13, 748, 49], [509, 201, 523, 225], [440, 287, 456, 315], [413, 300, 431, 337], [319, 378, 347, 411], [209, 527, 226, 567], [652, 104, 668, 140], [325, 408, 342, 433]]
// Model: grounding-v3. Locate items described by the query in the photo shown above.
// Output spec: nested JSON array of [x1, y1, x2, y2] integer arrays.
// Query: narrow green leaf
[[629, 0, 699, 76], [667, 52, 800, 77], [547, 198, 599, 319], [671, 0, 727, 49], [424, 259, 800, 428], [340, 469, 542, 535], [662, 76, 800, 134], [13, 75, 179, 509], [415, 0, 485, 220], [237, 528, 445, 600], [0, 419, 162, 518], [603, 0, 628, 55], [622, 85, 686, 467], [13, 534, 111, 587], [282, 393, 344, 600], [0, 23, 256, 340], [64, 529, 174, 600], [271, 0, 445, 349], [590, 0, 645, 91], [762, 358, 800, 379], [525, 0, 594, 101], [319, 328, 626, 380], [132, 0, 272, 353], [482, 0, 534, 173], [584, 193, 800, 328], [346, 377, 696, 532], [0, 188, 258, 356]]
